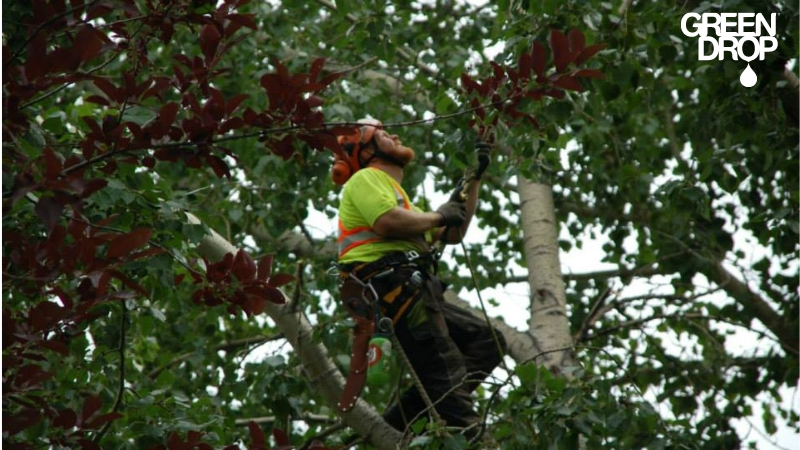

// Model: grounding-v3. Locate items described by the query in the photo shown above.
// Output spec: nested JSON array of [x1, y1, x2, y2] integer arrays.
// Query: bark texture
[[516, 177, 580, 373]]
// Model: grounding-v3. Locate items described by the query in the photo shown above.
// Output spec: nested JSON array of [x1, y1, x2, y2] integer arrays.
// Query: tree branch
[[698, 258, 799, 356], [313, 0, 439, 78], [583, 311, 706, 341], [235, 413, 337, 426], [146, 333, 286, 380], [252, 223, 567, 368], [7, 0, 104, 64], [93, 300, 127, 444], [556, 199, 797, 356]]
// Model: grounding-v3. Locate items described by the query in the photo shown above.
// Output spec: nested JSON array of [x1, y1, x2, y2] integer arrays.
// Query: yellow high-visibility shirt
[[337, 168, 431, 264]]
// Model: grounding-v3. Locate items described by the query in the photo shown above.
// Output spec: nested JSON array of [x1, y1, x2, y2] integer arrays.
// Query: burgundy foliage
[[2, 0, 603, 446], [187, 251, 294, 317], [460, 28, 605, 134], [3, 0, 336, 448]]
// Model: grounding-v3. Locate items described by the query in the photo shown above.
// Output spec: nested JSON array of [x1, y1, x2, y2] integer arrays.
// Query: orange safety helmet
[[331, 119, 383, 185]]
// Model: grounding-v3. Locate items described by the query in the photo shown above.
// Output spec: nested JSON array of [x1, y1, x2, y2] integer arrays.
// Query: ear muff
[[331, 155, 353, 186], [331, 120, 381, 185]]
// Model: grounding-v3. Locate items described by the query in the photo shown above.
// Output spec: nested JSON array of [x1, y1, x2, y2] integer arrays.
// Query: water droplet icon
[[740, 64, 757, 87]]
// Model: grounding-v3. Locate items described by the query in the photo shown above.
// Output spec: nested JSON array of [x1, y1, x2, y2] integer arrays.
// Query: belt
[[338, 250, 437, 279]]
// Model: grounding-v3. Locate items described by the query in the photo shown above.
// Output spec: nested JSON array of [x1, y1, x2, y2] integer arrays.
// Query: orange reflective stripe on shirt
[[390, 179, 409, 209], [337, 221, 382, 257]]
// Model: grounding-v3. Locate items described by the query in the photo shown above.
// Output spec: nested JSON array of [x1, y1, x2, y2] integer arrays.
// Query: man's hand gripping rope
[[455, 139, 492, 201], [435, 137, 493, 243]]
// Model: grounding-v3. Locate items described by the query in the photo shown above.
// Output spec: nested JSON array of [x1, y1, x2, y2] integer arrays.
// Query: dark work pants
[[382, 275, 507, 434]]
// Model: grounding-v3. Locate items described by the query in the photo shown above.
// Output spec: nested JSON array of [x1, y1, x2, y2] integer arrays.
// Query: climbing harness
[[335, 250, 433, 412]]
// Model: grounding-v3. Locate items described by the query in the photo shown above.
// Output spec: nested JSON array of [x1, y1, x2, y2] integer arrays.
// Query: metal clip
[[377, 317, 394, 334], [373, 267, 395, 279], [327, 262, 341, 277], [409, 270, 424, 288], [406, 250, 420, 261], [348, 272, 379, 303]]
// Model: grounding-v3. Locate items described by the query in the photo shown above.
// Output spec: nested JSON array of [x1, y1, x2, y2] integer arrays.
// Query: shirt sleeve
[[343, 169, 399, 227]]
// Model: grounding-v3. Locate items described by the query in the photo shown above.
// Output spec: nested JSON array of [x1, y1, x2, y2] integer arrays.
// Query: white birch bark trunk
[[515, 177, 579, 374]]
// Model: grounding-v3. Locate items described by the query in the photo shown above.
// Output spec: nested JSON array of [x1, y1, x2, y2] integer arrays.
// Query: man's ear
[[358, 143, 375, 166]]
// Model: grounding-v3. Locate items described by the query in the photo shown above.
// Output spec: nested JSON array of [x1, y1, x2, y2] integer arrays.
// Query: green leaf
[[122, 105, 158, 126], [156, 369, 176, 387], [546, 375, 567, 394], [443, 434, 467, 450], [182, 223, 208, 243], [516, 362, 543, 385]]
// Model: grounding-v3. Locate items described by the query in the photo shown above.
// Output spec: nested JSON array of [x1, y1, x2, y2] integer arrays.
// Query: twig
[[93, 299, 127, 444], [312, 0, 438, 78], [298, 421, 348, 450], [61, 204, 196, 273], [235, 413, 337, 426], [19, 39, 132, 110], [575, 262, 666, 342], [740, 416, 793, 450], [519, 345, 577, 367], [7, 0, 104, 64], [399, 370, 469, 435], [470, 373, 508, 446], [147, 334, 285, 380], [58, 98, 513, 175], [582, 312, 708, 341], [390, 331, 443, 428]]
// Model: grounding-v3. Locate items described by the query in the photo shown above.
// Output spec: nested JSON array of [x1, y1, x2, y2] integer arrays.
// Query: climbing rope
[[456, 228, 512, 374], [387, 327, 444, 425]]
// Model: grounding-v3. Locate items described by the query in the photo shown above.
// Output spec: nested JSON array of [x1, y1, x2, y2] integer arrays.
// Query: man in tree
[[333, 118, 506, 438]]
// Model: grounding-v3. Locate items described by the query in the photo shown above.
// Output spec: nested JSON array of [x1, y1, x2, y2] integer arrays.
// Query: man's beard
[[386, 144, 415, 166]]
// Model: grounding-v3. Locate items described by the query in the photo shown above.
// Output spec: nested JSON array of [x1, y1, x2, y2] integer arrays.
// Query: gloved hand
[[435, 200, 467, 227]]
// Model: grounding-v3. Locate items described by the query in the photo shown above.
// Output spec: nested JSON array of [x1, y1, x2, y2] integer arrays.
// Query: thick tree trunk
[[516, 177, 579, 374], [187, 214, 403, 450]]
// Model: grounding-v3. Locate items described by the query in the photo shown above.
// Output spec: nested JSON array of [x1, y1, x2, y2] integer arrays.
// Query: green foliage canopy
[[2, 0, 797, 449]]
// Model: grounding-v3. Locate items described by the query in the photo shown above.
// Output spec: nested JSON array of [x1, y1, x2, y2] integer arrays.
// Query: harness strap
[[339, 250, 437, 279]]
